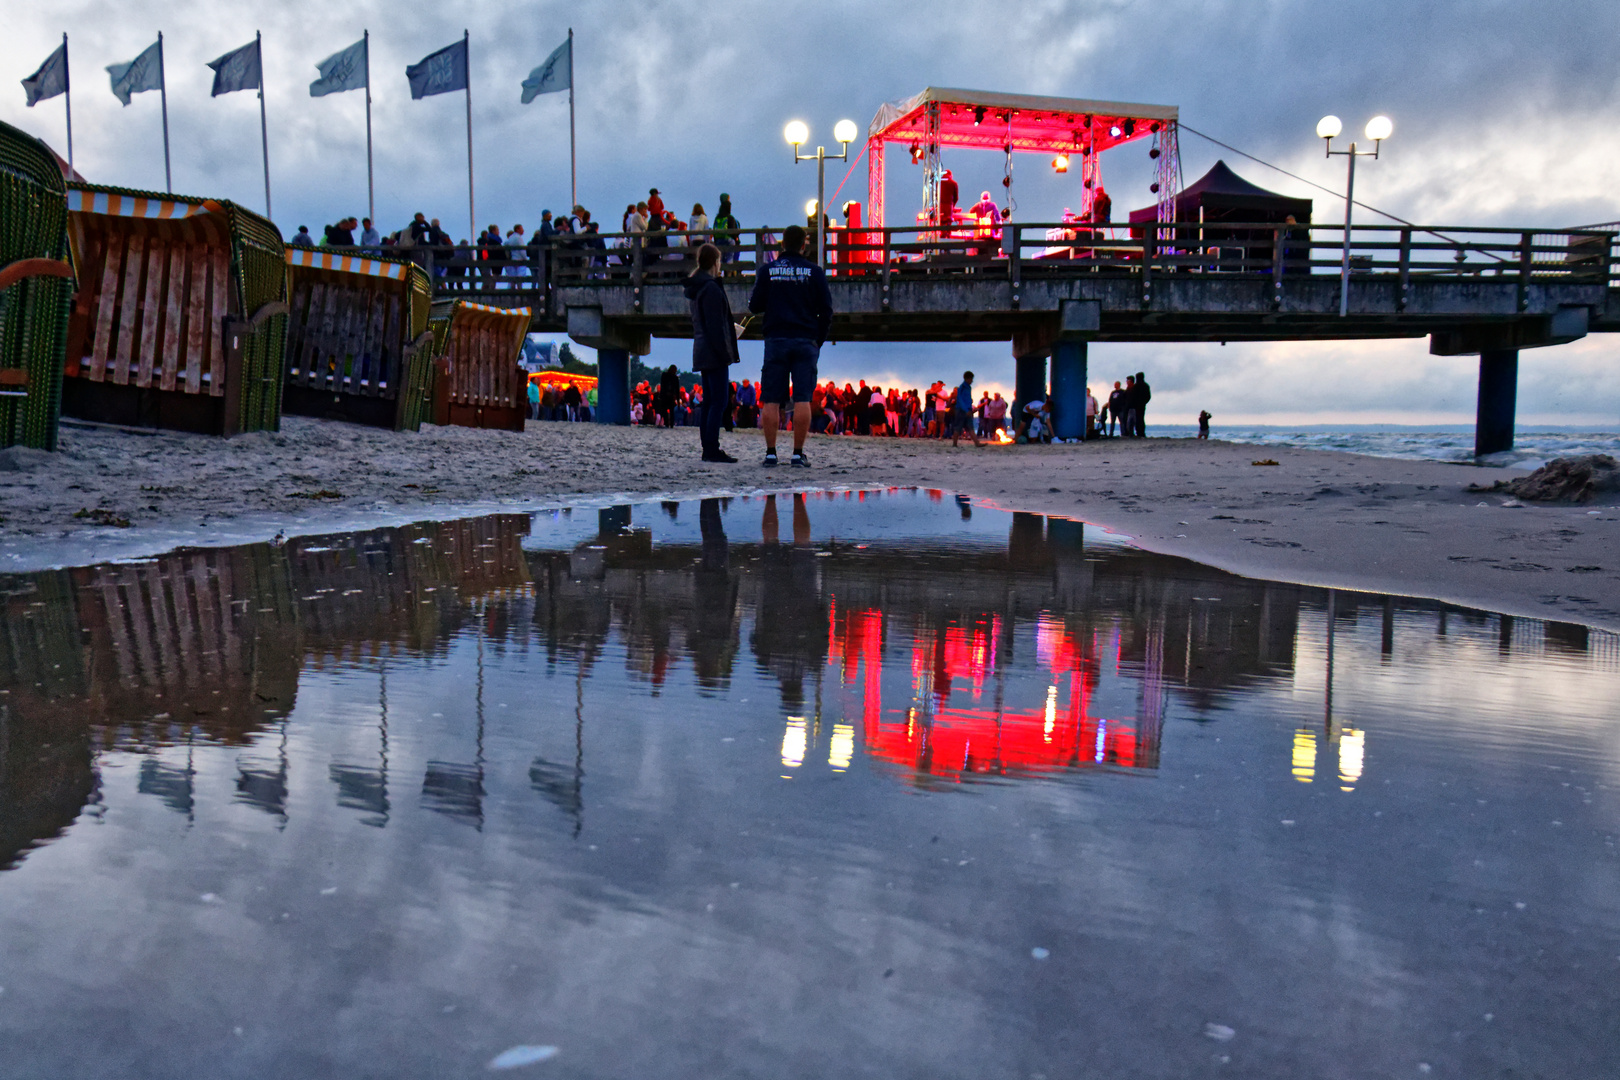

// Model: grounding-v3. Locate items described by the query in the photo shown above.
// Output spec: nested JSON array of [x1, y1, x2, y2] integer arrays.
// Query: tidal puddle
[[2, 489, 1618, 1078]]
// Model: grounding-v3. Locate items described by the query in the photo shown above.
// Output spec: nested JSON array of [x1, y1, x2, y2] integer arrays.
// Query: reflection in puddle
[[1, 490, 1618, 1078]]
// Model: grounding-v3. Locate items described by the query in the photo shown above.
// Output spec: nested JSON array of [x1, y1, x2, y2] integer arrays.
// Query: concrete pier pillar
[[1474, 348, 1518, 456], [1013, 353, 1048, 421], [595, 348, 631, 426], [1049, 340, 1089, 441]]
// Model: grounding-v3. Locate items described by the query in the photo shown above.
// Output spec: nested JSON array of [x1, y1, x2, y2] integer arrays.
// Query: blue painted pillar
[[1013, 352, 1047, 421], [1474, 348, 1518, 456], [1049, 340, 1089, 441], [595, 348, 631, 425]]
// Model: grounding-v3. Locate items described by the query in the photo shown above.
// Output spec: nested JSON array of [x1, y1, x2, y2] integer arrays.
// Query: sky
[[4, 0, 1618, 425]]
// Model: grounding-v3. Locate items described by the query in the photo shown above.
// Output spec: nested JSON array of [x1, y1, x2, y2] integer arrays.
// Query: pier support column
[[595, 348, 631, 426], [1474, 348, 1518, 456], [1049, 340, 1089, 441], [1013, 352, 1048, 423]]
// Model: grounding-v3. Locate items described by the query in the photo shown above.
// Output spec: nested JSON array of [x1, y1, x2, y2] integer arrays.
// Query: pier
[[364, 220, 1613, 454]]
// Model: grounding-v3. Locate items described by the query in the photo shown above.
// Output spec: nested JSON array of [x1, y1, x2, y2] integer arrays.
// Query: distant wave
[[1144, 426, 1619, 467]]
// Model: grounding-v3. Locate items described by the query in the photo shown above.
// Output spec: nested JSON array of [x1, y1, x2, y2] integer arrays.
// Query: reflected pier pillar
[[1474, 349, 1518, 456], [1049, 340, 1088, 441], [595, 348, 631, 426]]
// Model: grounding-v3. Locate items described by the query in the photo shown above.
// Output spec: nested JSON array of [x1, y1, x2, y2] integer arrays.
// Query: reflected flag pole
[[464, 29, 475, 241], [158, 31, 172, 193], [62, 33, 74, 169], [568, 27, 576, 211], [364, 30, 374, 224], [257, 31, 272, 218]]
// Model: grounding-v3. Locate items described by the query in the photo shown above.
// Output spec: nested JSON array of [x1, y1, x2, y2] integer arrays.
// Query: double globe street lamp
[[1317, 113, 1393, 317], [785, 118, 860, 269]]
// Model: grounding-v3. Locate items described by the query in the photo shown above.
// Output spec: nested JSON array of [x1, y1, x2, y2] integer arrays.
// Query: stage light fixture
[[1052, 154, 1069, 173], [1123, 119, 1135, 136], [1109, 125, 1122, 138], [805, 199, 819, 218], [1149, 147, 1161, 159], [1150, 182, 1160, 193]]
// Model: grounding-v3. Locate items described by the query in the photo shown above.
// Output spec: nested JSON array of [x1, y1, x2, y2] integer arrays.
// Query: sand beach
[[2, 418, 1616, 631]]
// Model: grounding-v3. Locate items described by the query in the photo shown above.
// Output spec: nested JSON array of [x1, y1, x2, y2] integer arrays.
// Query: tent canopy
[[867, 87, 1177, 155], [1129, 160, 1312, 224]]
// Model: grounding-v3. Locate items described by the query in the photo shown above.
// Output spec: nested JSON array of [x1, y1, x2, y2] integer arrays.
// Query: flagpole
[[158, 32, 172, 193], [62, 33, 73, 170], [364, 30, 374, 225], [568, 28, 576, 212], [257, 31, 272, 219], [464, 29, 475, 241]]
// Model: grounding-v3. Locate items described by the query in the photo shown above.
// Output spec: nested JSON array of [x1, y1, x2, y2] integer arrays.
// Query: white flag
[[106, 40, 163, 107], [521, 38, 570, 103], [310, 37, 367, 97]]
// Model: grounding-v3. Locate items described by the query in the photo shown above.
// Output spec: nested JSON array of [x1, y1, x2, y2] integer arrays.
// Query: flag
[[22, 41, 68, 107], [207, 38, 262, 97], [106, 40, 163, 107], [406, 39, 468, 99], [309, 37, 367, 97], [520, 38, 570, 103]]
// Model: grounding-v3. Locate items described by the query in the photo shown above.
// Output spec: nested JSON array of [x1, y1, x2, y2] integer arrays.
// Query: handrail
[[305, 220, 1616, 304]]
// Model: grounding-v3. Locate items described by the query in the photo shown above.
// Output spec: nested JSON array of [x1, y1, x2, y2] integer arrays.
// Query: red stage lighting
[[1052, 154, 1069, 173]]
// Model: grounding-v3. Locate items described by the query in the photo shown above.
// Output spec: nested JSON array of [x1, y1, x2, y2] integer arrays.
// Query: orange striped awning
[[66, 188, 212, 220], [285, 248, 410, 280]]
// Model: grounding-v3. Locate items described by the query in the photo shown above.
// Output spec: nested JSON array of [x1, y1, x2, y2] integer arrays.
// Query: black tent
[[1129, 160, 1313, 225]]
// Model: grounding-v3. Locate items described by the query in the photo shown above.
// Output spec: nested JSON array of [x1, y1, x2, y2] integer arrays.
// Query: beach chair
[[61, 183, 287, 435], [282, 249, 436, 432], [0, 119, 75, 451], [430, 301, 530, 431]]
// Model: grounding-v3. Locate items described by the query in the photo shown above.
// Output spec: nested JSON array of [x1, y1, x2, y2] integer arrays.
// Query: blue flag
[[106, 40, 163, 107], [22, 41, 68, 107], [310, 37, 367, 97], [406, 39, 468, 99], [521, 38, 570, 103], [208, 38, 262, 97]]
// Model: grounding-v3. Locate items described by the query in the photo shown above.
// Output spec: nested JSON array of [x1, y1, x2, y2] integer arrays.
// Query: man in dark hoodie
[[683, 243, 740, 462], [1131, 370, 1151, 436], [748, 225, 833, 467]]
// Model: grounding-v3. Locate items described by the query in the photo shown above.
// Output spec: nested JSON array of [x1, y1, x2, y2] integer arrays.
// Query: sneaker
[[703, 450, 739, 463], [762, 451, 779, 468], [790, 450, 811, 468]]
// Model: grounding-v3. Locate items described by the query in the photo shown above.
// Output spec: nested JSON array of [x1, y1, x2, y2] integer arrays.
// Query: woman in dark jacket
[[682, 243, 740, 462]]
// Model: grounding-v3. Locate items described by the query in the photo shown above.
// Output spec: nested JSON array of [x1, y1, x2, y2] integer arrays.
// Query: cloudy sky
[[5, 1, 1618, 424]]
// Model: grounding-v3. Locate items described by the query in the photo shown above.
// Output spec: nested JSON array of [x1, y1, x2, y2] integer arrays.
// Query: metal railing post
[[1517, 231, 1533, 311], [1397, 227, 1411, 311], [1007, 224, 1021, 308], [631, 234, 644, 311], [881, 228, 892, 310], [1271, 226, 1284, 309], [1140, 236, 1153, 308]]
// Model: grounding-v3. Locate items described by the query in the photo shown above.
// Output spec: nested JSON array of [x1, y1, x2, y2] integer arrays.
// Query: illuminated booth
[[864, 87, 1181, 232]]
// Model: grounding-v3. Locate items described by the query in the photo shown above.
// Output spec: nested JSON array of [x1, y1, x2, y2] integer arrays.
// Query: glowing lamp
[[784, 120, 809, 146], [1109, 125, 1122, 138], [833, 119, 858, 144], [1052, 154, 1069, 173], [805, 199, 818, 218], [1364, 115, 1393, 141], [1316, 115, 1342, 139]]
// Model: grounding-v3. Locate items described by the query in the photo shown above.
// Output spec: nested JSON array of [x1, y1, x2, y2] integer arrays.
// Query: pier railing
[[312, 221, 1617, 313]]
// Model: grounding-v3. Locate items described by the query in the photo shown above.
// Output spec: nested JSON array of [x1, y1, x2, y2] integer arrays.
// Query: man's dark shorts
[[761, 337, 820, 405]]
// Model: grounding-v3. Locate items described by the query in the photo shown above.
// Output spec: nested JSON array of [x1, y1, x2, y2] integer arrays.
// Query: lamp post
[[1317, 114, 1392, 317], [785, 118, 859, 269]]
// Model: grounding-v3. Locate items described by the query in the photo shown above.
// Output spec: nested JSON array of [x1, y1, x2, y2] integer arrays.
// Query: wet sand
[[3, 417, 1617, 630]]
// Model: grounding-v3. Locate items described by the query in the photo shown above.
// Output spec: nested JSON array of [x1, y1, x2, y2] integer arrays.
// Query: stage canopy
[[1128, 159, 1312, 225], [865, 87, 1180, 227]]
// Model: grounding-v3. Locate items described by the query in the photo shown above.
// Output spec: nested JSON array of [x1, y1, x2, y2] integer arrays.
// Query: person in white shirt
[[688, 203, 710, 244], [1086, 388, 1099, 439], [359, 218, 381, 252], [504, 225, 528, 288]]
